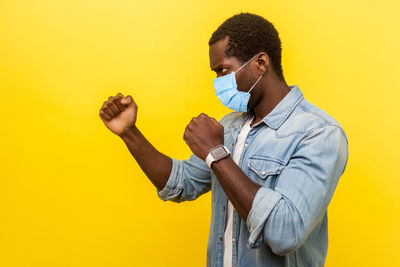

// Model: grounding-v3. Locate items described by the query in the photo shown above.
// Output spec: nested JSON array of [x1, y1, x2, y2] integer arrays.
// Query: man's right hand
[[99, 92, 138, 136]]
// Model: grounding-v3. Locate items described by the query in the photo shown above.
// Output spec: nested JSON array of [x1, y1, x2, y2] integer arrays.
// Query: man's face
[[209, 36, 258, 94]]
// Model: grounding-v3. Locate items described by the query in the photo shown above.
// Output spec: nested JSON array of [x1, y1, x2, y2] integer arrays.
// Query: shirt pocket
[[247, 155, 285, 184]]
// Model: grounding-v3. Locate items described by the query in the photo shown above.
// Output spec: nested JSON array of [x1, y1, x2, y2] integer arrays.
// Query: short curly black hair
[[209, 12, 284, 80]]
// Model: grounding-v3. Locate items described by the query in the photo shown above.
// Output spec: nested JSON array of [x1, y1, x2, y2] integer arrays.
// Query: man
[[99, 12, 349, 267]]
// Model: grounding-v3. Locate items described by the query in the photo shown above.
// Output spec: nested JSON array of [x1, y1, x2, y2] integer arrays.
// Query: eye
[[214, 67, 229, 77]]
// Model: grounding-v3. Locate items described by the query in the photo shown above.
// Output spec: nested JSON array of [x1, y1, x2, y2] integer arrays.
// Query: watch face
[[210, 146, 227, 158]]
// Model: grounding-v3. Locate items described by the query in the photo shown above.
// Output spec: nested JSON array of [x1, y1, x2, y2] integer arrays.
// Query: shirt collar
[[230, 85, 304, 130]]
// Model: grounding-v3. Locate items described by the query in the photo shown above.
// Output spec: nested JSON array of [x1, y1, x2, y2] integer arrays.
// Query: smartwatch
[[206, 144, 231, 168]]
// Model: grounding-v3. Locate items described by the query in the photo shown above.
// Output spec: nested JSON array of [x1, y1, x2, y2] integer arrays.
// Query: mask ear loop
[[247, 73, 264, 94], [236, 54, 258, 73], [246, 53, 266, 94]]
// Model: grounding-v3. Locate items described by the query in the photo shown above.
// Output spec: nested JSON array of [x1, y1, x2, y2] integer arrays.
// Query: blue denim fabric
[[156, 85, 349, 267]]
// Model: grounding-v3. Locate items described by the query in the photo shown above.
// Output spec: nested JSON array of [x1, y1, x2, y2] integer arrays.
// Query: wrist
[[210, 155, 230, 169], [119, 125, 140, 141]]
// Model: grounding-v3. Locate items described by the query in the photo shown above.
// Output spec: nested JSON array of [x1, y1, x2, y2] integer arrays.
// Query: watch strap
[[205, 153, 214, 168]]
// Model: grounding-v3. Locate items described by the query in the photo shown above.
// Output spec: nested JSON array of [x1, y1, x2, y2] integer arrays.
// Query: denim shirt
[[156, 85, 349, 267]]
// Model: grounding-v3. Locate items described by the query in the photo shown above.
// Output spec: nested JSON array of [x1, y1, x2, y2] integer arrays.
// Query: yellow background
[[0, 1, 399, 266]]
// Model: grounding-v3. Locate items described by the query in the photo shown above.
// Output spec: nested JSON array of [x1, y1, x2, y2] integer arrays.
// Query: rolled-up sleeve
[[246, 125, 349, 255], [156, 152, 212, 203]]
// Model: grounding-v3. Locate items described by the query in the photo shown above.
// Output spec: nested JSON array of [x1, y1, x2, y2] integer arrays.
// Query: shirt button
[[222, 205, 225, 210], [244, 143, 248, 147], [219, 237, 223, 241], [232, 238, 236, 242], [261, 171, 266, 175]]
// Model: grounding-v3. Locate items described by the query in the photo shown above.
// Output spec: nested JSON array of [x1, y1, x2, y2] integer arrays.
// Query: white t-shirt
[[223, 115, 254, 267]]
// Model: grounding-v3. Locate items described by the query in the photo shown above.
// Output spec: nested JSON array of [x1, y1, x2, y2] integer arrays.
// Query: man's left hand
[[183, 113, 224, 161]]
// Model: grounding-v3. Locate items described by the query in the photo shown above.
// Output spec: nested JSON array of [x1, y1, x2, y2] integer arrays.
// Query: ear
[[256, 52, 270, 75]]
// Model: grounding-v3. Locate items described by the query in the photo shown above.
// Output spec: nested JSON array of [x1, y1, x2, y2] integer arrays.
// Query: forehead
[[209, 36, 240, 70]]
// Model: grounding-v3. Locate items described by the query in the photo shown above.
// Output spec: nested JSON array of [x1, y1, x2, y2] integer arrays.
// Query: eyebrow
[[210, 64, 224, 71]]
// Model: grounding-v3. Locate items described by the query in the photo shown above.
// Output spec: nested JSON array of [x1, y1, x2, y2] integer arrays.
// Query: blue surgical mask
[[213, 54, 263, 112]]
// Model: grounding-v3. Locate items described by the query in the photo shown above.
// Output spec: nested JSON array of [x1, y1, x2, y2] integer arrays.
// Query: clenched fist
[[99, 92, 138, 136], [183, 113, 224, 161]]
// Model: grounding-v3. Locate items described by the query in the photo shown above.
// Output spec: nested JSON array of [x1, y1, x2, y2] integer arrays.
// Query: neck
[[249, 75, 291, 125]]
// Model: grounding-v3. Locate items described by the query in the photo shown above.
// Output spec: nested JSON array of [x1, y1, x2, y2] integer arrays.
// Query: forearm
[[119, 125, 172, 191], [211, 156, 261, 222]]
